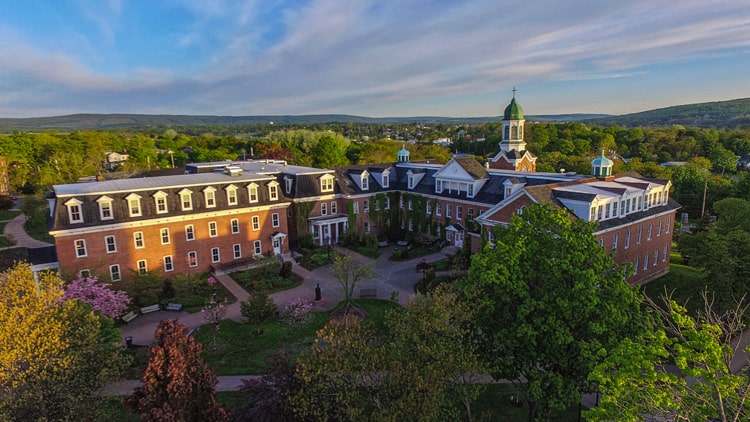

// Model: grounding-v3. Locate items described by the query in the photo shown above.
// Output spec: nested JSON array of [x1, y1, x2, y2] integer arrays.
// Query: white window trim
[[203, 187, 216, 209], [211, 247, 221, 263], [320, 175, 335, 193], [252, 215, 260, 231], [134, 231, 145, 249], [231, 218, 240, 234], [137, 260, 148, 275], [247, 183, 259, 203], [188, 251, 198, 267], [125, 193, 142, 217], [153, 191, 169, 214], [96, 196, 114, 221], [105, 235, 117, 253], [160, 228, 170, 245], [109, 264, 121, 282], [209, 221, 218, 237], [253, 240, 262, 256], [226, 184, 238, 206], [233, 244, 242, 259], [74, 239, 87, 258], [268, 182, 279, 201], [272, 213, 280, 228], [185, 224, 195, 241], [164, 255, 174, 272], [331, 201, 337, 214], [66, 198, 84, 224]]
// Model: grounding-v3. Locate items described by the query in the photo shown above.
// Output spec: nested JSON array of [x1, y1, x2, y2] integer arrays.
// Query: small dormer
[[320, 174, 335, 193], [406, 169, 425, 190], [283, 176, 293, 195], [382, 169, 390, 188], [502, 178, 525, 198], [592, 150, 614, 178], [349, 169, 370, 191]]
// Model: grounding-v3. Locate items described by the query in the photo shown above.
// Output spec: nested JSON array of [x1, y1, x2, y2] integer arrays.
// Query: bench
[[377, 240, 389, 247], [165, 303, 183, 312], [122, 311, 138, 323], [140, 304, 160, 314], [396, 240, 409, 247], [359, 288, 377, 298]]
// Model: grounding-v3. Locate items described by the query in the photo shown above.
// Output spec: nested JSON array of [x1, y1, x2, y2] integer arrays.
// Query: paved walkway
[[1, 213, 54, 249]]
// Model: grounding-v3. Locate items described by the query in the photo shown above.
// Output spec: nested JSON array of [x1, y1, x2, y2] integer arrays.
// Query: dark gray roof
[[454, 157, 488, 179]]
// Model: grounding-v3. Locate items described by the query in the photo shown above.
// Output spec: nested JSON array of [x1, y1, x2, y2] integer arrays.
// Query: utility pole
[[701, 177, 708, 220]]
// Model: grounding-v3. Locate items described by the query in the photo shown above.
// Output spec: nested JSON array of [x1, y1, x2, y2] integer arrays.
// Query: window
[[126, 193, 142, 217], [364, 200, 370, 212], [597, 205, 603, 220], [613, 233, 619, 250], [188, 251, 198, 267], [436, 203, 442, 216], [385, 197, 390, 210], [284, 177, 292, 194], [226, 185, 238, 205], [426, 202, 431, 214], [75, 239, 87, 257], [160, 228, 170, 245], [637, 226, 643, 244], [203, 187, 216, 208], [599, 238, 604, 248], [436, 180, 443, 193], [457, 206, 463, 220], [643, 254, 649, 270], [408, 174, 415, 189], [164, 256, 174, 272], [252, 216, 260, 231], [647, 223, 653, 240], [180, 189, 193, 211], [605, 203, 611, 219], [657, 220, 663, 237], [382, 173, 389, 188], [154, 191, 168, 214], [663, 245, 668, 262], [66, 198, 84, 223], [468, 184, 474, 197], [590, 207, 596, 221], [233, 244, 242, 259], [321, 202, 327, 215], [185, 224, 195, 241], [353, 201, 359, 214], [209, 221, 218, 237], [105, 235, 117, 253], [230, 218, 240, 234], [633, 257, 639, 275], [320, 175, 334, 192], [272, 213, 280, 228], [134, 232, 144, 249], [468, 208, 474, 221], [625, 229, 631, 249], [253, 240, 262, 256], [666, 217, 672, 234], [408, 200, 412, 210], [399, 197, 404, 209], [110, 264, 121, 282], [81, 270, 91, 280], [653, 249, 658, 266], [331, 202, 337, 214], [211, 247, 220, 263], [620, 200, 625, 216], [268, 182, 279, 200], [361, 174, 369, 190], [517, 207, 524, 215], [97, 196, 113, 220], [248, 183, 259, 203], [137, 260, 148, 275], [446, 204, 452, 218], [364, 221, 370, 233]]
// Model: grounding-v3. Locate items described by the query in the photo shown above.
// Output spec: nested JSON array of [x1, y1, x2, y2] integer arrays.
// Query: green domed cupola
[[503, 97, 524, 120], [397, 144, 410, 162], [592, 150, 614, 177]]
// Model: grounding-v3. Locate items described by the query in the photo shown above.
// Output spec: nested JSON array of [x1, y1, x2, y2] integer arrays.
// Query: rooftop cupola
[[591, 150, 614, 177], [397, 144, 410, 162]]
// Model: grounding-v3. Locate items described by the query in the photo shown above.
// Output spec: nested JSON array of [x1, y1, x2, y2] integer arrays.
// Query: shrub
[[241, 292, 278, 334], [279, 261, 293, 278], [282, 298, 312, 326]]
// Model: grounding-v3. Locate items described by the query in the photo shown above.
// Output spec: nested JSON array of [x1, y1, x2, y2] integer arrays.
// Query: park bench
[[359, 288, 377, 298], [377, 240, 389, 247], [140, 304, 160, 314], [165, 303, 183, 312], [122, 311, 138, 323]]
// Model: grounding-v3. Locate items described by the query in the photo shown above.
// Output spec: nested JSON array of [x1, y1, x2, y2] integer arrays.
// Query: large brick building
[[49, 96, 679, 285]]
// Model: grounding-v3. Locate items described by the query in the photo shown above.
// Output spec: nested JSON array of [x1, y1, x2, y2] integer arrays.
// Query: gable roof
[[454, 157, 488, 179]]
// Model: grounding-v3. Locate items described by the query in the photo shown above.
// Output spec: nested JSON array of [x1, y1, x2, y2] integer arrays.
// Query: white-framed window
[[653, 249, 658, 266], [188, 251, 198, 267], [456, 206, 463, 219], [320, 175, 334, 192], [211, 247, 220, 263], [436, 180, 443, 193], [637, 226, 643, 244], [408, 174, 415, 189], [613, 233, 619, 250], [268, 182, 279, 200], [643, 254, 649, 270], [385, 197, 390, 210], [272, 213, 280, 228], [468, 184, 474, 197], [321, 203, 327, 215], [364, 200, 370, 213], [408, 199, 412, 210], [331, 201, 337, 214], [353, 201, 359, 214], [160, 228, 170, 245], [517, 207, 524, 215], [233, 244, 241, 259], [468, 208, 474, 221], [620, 200, 626, 216], [657, 220, 663, 237], [647, 223, 653, 240], [625, 229, 631, 249], [209, 221, 218, 237], [137, 260, 148, 275], [446, 204, 452, 218], [253, 240, 262, 255], [436, 203, 442, 216], [252, 216, 260, 231], [109, 264, 121, 282], [663, 245, 668, 262], [97, 196, 113, 220], [134, 231, 145, 249], [599, 238, 604, 248], [231, 218, 240, 234], [226, 184, 238, 206], [153, 191, 168, 214], [126, 193, 142, 217], [382, 172, 389, 188], [185, 224, 195, 241], [203, 187, 216, 208], [361, 173, 369, 190], [590, 207, 596, 221], [426, 202, 432, 214], [666, 217, 671, 234], [633, 257, 639, 275], [364, 221, 370, 233], [284, 177, 293, 194], [179, 188, 193, 211], [164, 255, 174, 272], [74, 239, 87, 257], [105, 235, 117, 253], [247, 183, 259, 203], [605, 203, 611, 219], [66, 198, 84, 223]]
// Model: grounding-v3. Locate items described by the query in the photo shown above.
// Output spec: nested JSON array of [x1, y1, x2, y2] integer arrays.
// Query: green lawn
[[0, 236, 14, 247], [0, 209, 21, 221], [641, 262, 706, 316]]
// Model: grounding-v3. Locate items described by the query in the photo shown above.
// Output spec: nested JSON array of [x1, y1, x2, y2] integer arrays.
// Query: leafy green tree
[[240, 291, 278, 334], [465, 204, 641, 421], [0, 263, 130, 421], [587, 292, 750, 422], [312, 134, 350, 168], [331, 254, 375, 314]]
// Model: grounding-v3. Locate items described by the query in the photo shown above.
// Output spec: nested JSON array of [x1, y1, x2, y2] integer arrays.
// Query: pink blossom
[[64, 275, 132, 319], [207, 276, 217, 286], [283, 297, 312, 325]]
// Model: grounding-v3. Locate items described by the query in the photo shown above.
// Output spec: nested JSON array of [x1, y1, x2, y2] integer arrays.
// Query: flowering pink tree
[[64, 276, 131, 319], [282, 297, 313, 326]]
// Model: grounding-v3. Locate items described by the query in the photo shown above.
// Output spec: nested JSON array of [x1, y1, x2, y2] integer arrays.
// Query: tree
[[0, 263, 129, 421], [331, 254, 375, 314], [587, 292, 750, 422], [127, 319, 228, 422], [312, 134, 350, 168], [232, 349, 300, 422], [465, 204, 641, 421], [64, 275, 131, 319], [240, 291, 278, 334]]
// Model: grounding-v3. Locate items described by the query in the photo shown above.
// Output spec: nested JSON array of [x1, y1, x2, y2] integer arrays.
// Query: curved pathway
[[2, 213, 54, 249]]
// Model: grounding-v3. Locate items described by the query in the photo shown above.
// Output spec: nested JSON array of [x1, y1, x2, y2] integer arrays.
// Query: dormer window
[[226, 184, 238, 206], [436, 180, 443, 193], [96, 196, 113, 220], [203, 187, 215, 208], [361, 173, 369, 190], [284, 176, 293, 194], [179, 189, 193, 211], [66, 198, 84, 224], [320, 175, 334, 193], [268, 181, 279, 201], [125, 193, 142, 217], [382, 171, 390, 188], [247, 183, 259, 203], [408, 174, 415, 189], [153, 191, 168, 214]]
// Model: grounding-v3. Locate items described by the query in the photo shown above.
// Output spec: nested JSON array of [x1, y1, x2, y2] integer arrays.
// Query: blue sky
[[1, 0, 749, 118]]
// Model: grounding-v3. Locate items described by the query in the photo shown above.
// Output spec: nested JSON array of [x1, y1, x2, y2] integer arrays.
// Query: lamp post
[[167, 150, 175, 168]]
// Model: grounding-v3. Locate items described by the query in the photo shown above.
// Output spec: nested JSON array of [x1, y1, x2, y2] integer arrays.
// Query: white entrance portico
[[271, 231, 287, 255], [309, 214, 349, 246], [446, 223, 465, 248]]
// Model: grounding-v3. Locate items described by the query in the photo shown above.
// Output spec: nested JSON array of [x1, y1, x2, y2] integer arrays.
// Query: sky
[[0, 0, 749, 118]]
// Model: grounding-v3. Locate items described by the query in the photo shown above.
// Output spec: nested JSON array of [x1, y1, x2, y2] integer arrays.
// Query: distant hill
[[0, 112, 606, 132], [586, 97, 750, 128]]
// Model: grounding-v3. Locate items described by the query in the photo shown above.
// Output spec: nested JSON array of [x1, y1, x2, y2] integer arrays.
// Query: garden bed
[[229, 259, 301, 293]]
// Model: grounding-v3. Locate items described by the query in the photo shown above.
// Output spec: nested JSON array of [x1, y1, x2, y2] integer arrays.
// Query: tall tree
[[0, 263, 129, 421], [465, 204, 641, 421], [587, 292, 750, 422], [127, 319, 228, 422], [331, 254, 375, 314]]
